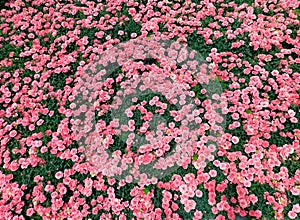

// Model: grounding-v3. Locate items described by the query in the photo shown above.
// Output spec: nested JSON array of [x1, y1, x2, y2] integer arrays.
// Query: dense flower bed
[[0, 0, 300, 219]]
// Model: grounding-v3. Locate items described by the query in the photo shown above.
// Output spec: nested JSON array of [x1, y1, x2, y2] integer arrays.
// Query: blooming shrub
[[0, 0, 300, 219]]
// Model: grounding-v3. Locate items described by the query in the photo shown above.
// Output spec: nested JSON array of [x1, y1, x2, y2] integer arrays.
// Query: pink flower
[[131, 33, 137, 38], [9, 130, 17, 138], [40, 146, 48, 153], [194, 210, 203, 219], [126, 109, 134, 117], [291, 117, 298, 123], [55, 171, 63, 179], [195, 190, 203, 197], [239, 199, 249, 209], [292, 204, 300, 213], [209, 170, 217, 177], [184, 199, 196, 212], [28, 124, 35, 131], [26, 208, 35, 216], [288, 211, 297, 219], [179, 184, 188, 194]]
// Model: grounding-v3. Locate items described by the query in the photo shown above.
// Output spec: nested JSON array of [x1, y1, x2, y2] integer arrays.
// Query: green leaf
[[192, 154, 199, 161], [143, 187, 150, 195], [121, 133, 127, 140], [245, 109, 252, 114]]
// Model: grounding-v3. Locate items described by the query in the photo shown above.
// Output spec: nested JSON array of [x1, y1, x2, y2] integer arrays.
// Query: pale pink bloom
[[291, 117, 298, 123], [195, 190, 203, 198], [231, 136, 239, 144], [209, 170, 217, 177], [293, 204, 300, 213], [55, 171, 63, 179], [288, 211, 297, 219], [9, 130, 17, 138]]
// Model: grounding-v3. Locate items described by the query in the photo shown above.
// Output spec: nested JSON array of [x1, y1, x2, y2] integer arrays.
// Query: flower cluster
[[0, 0, 299, 219]]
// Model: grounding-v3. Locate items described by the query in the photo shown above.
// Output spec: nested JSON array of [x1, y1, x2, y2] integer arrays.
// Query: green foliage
[[192, 154, 199, 161], [0, 0, 9, 9], [48, 73, 70, 91]]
